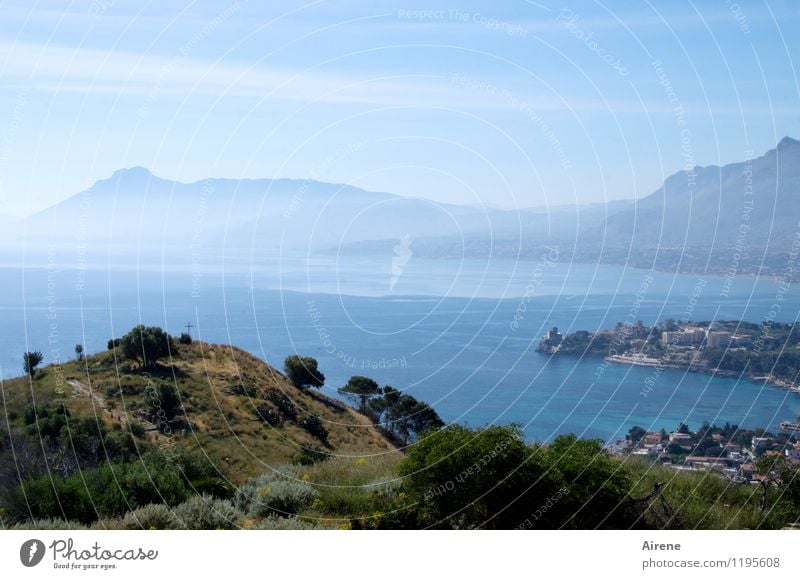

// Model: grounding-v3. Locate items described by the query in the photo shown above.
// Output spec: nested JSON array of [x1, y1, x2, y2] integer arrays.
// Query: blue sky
[[0, 0, 798, 214]]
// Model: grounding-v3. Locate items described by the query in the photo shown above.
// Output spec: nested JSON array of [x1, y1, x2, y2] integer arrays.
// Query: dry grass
[[0, 342, 397, 484]]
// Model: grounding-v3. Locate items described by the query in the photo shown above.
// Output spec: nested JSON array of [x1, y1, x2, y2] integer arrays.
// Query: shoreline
[[597, 353, 800, 393]]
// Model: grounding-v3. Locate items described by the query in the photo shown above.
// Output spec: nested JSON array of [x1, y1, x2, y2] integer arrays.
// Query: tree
[[400, 424, 554, 529], [178, 333, 192, 345], [75, 344, 84, 361], [677, 422, 691, 435], [22, 351, 44, 377], [156, 382, 182, 422], [120, 325, 174, 368], [628, 426, 646, 444], [542, 435, 635, 529], [338, 375, 380, 413], [283, 355, 325, 389], [368, 387, 443, 444]]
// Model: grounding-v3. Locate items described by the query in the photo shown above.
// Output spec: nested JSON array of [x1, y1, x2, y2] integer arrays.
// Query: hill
[[0, 341, 397, 484]]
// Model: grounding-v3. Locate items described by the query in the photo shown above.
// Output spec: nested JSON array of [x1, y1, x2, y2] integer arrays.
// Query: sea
[[2, 250, 799, 443]]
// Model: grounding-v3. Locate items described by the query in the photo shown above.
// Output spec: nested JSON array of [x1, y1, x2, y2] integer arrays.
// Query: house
[[723, 443, 742, 454], [642, 433, 663, 446], [669, 432, 693, 444], [661, 327, 706, 347], [739, 463, 756, 480]]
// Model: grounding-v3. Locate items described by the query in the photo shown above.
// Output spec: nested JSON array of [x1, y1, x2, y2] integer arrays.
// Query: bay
[[2, 252, 798, 442]]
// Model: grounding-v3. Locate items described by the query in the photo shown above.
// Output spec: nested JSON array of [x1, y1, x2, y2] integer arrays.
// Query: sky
[[0, 0, 798, 215]]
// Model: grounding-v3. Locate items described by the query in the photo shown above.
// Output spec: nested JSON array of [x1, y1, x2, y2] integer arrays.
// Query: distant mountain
[[8, 138, 796, 275], [335, 138, 800, 277], [593, 137, 800, 252], [10, 167, 564, 257]]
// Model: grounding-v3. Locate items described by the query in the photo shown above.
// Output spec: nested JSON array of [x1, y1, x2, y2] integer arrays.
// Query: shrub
[[235, 468, 318, 518], [122, 503, 180, 530], [127, 422, 146, 438], [542, 435, 635, 529], [10, 518, 87, 530], [178, 333, 192, 345], [400, 424, 555, 529], [229, 383, 257, 397], [293, 447, 329, 466], [255, 404, 281, 426], [172, 495, 241, 530], [265, 390, 297, 420], [250, 516, 319, 530], [300, 415, 328, 443]]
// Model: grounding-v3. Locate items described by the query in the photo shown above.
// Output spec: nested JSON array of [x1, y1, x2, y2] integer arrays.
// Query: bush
[[400, 424, 555, 529], [122, 503, 180, 530], [300, 415, 328, 443], [542, 435, 635, 529], [293, 447, 329, 466], [178, 333, 192, 345], [250, 516, 319, 530], [235, 468, 318, 518], [265, 390, 297, 420], [255, 404, 281, 426], [10, 518, 87, 530], [172, 495, 241, 530]]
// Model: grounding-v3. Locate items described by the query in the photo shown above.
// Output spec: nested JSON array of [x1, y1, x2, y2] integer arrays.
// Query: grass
[[623, 457, 795, 529], [0, 342, 399, 484]]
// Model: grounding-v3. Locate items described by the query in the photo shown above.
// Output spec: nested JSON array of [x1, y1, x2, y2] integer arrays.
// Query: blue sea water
[[2, 252, 799, 442]]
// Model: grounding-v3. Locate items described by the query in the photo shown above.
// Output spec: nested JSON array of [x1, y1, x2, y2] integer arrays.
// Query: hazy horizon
[[1, 1, 798, 216]]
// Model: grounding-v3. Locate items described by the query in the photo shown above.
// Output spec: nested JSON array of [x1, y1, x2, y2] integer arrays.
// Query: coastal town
[[608, 422, 800, 484], [535, 321, 800, 482], [535, 319, 800, 393]]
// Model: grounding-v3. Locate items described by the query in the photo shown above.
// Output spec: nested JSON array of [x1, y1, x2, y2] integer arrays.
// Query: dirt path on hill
[[67, 379, 158, 433]]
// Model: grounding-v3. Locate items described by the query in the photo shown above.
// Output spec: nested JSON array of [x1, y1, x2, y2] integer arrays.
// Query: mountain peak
[[777, 136, 800, 150], [111, 166, 153, 179]]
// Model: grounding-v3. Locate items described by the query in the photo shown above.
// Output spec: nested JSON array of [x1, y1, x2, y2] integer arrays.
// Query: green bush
[[10, 518, 87, 530], [122, 503, 180, 530], [250, 515, 319, 530], [172, 495, 241, 530], [293, 447, 329, 466], [400, 424, 556, 529], [300, 415, 328, 443], [265, 390, 297, 420], [255, 404, 281, 426], [541, 435, 635, 529], [235, 468, 318, 518]]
